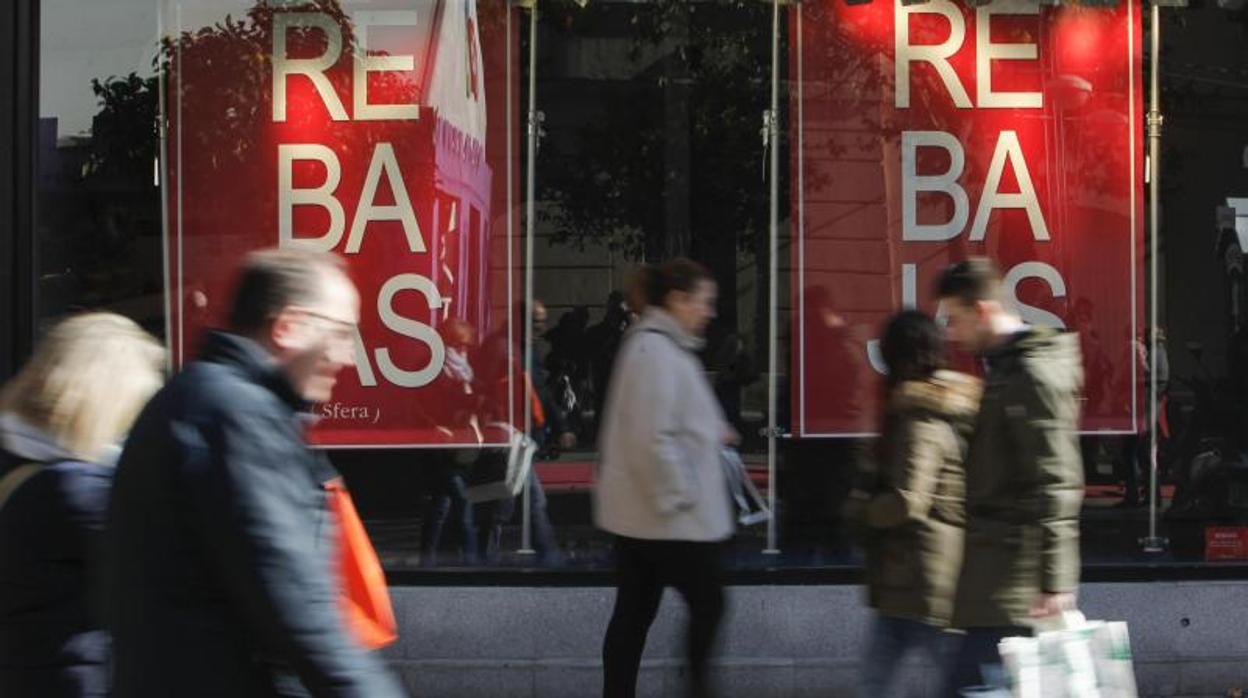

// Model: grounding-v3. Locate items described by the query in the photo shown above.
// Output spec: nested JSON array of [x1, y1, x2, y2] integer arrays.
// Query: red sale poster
[[791, 0, 1145, 436], [163, 0, 521, 447]]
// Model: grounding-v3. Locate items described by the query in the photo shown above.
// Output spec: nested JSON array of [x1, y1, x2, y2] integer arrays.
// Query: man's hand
[[1029, 592, 1077, 619], [722, 426, 741, 447], [558, 432, 577, 450]]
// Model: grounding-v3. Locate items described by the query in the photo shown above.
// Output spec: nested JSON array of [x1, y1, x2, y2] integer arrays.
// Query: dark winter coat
[[0, 416, 113, 698], [848, 370, 979, 627]]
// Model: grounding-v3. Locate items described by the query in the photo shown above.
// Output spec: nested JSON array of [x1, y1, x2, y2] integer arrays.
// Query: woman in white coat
[[595, 258, 737, 698]]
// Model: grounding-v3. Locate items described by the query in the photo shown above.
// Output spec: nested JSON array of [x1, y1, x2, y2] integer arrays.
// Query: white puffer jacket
[[593, 308, 734, 542]]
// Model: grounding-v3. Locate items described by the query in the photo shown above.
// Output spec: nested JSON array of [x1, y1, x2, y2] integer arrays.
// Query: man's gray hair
[[227, 248, 348, 334]]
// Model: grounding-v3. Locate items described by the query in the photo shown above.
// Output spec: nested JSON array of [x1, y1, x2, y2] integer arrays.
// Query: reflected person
[[476, 300, 569, 565], [419, 319, 483, 566]]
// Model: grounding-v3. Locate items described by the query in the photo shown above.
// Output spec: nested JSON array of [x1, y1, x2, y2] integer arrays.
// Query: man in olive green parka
[[936, 258, 1085, 697]]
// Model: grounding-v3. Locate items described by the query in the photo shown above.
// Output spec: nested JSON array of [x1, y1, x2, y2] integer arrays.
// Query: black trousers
[[602, 536, 725, 698]]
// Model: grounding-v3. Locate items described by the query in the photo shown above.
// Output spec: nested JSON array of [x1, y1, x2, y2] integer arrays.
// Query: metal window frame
[[0, 0, 38, 382]]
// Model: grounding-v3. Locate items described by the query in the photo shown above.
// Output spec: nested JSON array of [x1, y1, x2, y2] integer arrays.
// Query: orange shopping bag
[[326, 479, 398, 650]]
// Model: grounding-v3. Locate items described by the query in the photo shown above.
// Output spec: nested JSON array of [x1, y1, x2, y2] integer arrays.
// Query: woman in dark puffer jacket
[[0, 313, 164, 697], [846, 310, 980, 696]]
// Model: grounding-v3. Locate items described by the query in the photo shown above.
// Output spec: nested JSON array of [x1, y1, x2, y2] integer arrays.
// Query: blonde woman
[[0, 313, 164, 698]]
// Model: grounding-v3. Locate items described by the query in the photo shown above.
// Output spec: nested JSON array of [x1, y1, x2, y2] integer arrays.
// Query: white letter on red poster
[[969, 130, 1050, 241], [377, 274, 446, 388], [272, 13, 349, 122], [895, 0, 972, 109], [976, 0, 1042, 109], [353, 12, 422, 121], [1005, 261, 1067, 328], [346, 144, 427, 254], [902, 131, 970, 242], [278, 144, 346, 251]]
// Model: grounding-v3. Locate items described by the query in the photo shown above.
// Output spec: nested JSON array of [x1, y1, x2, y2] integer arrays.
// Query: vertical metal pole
[[1143, 1, 1167, 553], [763, 0, 782, 556], [158, 3, 173, 365], [175, 3, 185, 365], [0, 0, 38, 377], [519, 0, 539, 557]]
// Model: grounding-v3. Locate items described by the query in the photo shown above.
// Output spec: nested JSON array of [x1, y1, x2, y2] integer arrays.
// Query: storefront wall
[[6, 3, 1248, 687], [379, 582, 1248, 697], [0, 0, 37, 381], [7, 0, 1248, 694]]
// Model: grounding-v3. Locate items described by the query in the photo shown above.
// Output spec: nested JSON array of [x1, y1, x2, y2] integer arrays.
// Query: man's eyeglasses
[[291, 308, 357, 344]]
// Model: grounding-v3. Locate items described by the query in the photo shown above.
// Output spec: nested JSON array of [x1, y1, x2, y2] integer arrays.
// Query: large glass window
[[29, 0, 1248, 574], [38, 0, 164, 334]]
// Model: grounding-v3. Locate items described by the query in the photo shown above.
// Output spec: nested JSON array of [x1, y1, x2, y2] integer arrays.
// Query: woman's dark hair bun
[[629, 258, 713, 310]]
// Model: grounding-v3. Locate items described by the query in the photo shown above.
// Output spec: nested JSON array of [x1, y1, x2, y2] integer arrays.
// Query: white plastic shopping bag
[[463, 423, 538, 504], [998, 612, 1139, 698], [720, 448, 772, 526]]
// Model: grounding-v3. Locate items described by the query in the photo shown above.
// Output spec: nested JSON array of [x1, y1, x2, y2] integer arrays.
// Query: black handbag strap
[[0, 462, 42, 514]]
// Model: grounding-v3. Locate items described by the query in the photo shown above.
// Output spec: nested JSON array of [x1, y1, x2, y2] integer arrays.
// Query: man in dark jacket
[[937, 258, 1085, 696], [106, 249, 406, 698]]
